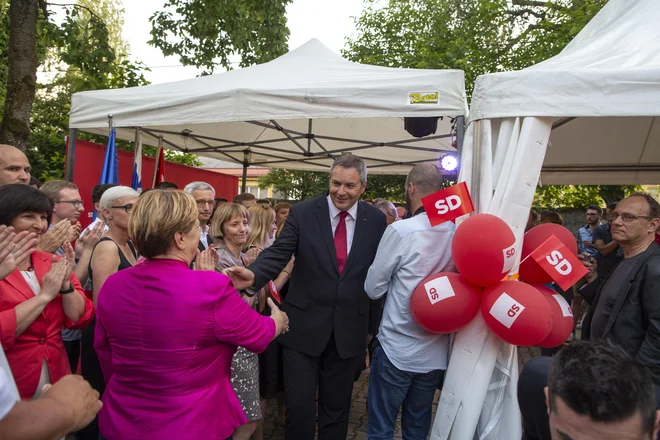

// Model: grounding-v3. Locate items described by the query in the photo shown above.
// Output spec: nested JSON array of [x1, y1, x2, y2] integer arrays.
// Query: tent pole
[[65, 129, 78, 182], [456, 115, 465, 157], [241, 150, 249, 193]]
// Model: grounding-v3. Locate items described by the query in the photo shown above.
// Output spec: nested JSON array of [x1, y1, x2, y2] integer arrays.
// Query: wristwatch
[[59, 286, 75, 295]]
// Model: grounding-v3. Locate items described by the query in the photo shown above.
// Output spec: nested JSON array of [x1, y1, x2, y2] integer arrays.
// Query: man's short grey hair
[[183, 181, 216, 198], [374, 199, 397, 219], [330, 154, 368, 185], [99, 186, 140, 211], [406, 163, 442, 197]]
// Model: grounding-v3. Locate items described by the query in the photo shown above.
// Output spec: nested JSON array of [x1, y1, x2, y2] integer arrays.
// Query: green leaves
[[149, 0, 292, 74]]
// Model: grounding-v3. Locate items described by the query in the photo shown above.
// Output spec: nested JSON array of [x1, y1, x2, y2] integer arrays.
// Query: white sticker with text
[[424, 276, 455, 305], [502, 245, 517, 274], [489, 292, 525, 329], [553, 294, 573, 318]]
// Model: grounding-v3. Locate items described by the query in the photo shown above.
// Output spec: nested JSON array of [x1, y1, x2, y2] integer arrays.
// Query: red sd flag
[[422, 182, 475, 226], [530, 235, 588, 290]]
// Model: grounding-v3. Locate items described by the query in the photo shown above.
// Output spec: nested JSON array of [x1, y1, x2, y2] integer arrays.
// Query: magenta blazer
[[94, 259, 275, 440]]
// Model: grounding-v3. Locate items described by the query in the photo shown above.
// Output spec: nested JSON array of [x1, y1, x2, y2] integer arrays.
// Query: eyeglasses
[[196, 200, 216, 208], [608, 212, 653, 223], [111, 204, 134, 214], [56, 200, 83, 208], [586, 213, 600, 216]]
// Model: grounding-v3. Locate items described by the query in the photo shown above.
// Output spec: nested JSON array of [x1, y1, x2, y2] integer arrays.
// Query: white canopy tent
[[68, 39, 468, 184], [432, 0, 660, 439]]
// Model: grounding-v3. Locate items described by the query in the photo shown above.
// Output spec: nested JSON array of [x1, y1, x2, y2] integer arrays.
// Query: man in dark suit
[[579, 193, 660, 385], [227, 155, 387, 440], [183, 181, 216, 251]]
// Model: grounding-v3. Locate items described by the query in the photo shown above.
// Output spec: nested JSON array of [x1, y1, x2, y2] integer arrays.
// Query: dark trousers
[[282, 333, 355, 440], [63, 339, 81, 374]]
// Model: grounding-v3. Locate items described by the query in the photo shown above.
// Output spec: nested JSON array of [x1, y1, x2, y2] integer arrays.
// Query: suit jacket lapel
[[602, 245, 656, 337], [317, 196, 340, 275], [198, 240, 207, 252], [341, 202, 367, 280]]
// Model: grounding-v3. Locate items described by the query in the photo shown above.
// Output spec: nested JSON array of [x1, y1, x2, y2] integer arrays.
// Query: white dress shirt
[[199, 224, 210, 249], [327, 195, 358, 256], [365, 212, 456, 373]]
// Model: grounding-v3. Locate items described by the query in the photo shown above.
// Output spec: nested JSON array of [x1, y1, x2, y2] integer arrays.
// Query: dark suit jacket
[[581, 241, 660, 384], [250, 192, 387, 359]]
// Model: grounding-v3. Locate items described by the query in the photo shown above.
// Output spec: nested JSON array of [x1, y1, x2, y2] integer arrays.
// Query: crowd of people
[[0, 141, 660, 440]]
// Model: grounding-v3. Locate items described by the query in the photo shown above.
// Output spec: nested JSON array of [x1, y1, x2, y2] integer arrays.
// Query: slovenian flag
[[131, 129, 143, 193]]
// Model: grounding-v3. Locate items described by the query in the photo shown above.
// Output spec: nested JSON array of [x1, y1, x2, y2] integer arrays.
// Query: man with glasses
[[183, 181, 216, 251], [40, 180, 104, 375], [577, 204, 602, 257], [579, 193, 660, 385]]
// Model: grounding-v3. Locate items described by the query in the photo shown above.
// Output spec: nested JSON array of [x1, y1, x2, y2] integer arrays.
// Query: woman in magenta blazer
[[94, 190, 289, 440]]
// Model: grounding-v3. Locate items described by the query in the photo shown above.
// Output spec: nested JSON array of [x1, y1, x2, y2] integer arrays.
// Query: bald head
[[0, 144, 30, 185], [406, 163, 442, 198]]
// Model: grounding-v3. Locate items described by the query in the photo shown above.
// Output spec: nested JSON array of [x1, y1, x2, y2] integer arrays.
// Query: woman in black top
[[79, 186, 139, 440]]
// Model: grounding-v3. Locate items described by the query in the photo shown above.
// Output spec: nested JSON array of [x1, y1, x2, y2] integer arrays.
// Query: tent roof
[[468, 0, 660, 185], [69, 39, 468, 174]]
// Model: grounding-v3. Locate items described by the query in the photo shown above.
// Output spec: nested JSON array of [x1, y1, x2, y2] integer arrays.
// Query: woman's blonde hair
[[245, 204, 275, 249], [210, 203, 250, 240], [128, 190, 198, 258]]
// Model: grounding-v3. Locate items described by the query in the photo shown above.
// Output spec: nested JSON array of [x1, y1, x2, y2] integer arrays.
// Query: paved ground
[[261, 345, 541, 439]]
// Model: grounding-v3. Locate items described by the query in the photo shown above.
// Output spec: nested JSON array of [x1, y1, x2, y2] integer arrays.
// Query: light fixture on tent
[[404, 116, 442, 138], [440, 153, 459, 172]]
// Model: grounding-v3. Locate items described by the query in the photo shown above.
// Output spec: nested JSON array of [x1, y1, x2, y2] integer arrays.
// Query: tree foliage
[[258, 168, 409, 202], [0, 0, 200, 180], [343, 0, 607, 96], [533, 184, 643, 209], [149, 0, 291, 74]]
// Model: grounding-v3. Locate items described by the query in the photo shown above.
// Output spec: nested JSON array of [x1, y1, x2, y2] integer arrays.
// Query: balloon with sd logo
[[534, 284, 575, 348], [481, 280, 552, 346], [451, 214, 517, 287], [411, 272, 481, 334]]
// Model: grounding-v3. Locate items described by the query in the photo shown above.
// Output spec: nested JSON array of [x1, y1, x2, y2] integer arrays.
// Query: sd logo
[[546, 250, 572, 275], [435, 195, 462, 215], [507, 304, 521, 318]]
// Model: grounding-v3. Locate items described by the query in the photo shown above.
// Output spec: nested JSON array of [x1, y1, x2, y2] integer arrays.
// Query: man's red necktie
[[334, 211, 349, 274]]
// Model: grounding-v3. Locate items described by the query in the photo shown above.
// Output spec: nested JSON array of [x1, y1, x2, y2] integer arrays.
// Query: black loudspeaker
[[404, 117, 440, 138]]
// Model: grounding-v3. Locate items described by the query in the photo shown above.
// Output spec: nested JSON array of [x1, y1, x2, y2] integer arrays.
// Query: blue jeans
[[367, 346, 444, 440]]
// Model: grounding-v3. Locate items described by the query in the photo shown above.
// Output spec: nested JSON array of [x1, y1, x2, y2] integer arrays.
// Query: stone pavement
[[261, 345, 541, 439]]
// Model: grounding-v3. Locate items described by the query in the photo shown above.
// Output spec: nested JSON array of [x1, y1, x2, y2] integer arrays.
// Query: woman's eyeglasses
[[111, 204, 134, 214]]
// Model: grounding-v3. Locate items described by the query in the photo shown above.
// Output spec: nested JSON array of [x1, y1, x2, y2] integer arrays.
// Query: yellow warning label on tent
[[409, 92, 439, 104]]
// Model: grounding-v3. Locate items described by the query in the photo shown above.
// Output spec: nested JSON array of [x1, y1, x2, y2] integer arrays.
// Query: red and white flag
[[152, 137, 166, 188], [422, 181, 475, 226], [530, 235, 588, 290]]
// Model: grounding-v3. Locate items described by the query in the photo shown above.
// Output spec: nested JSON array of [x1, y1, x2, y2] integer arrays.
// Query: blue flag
[[94, 128, 119, 220], [131, 129, 143, 192]]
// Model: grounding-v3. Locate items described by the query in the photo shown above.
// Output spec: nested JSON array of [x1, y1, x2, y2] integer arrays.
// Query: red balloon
[[481, 281, 552, 346], [451, 214, 516, 286], [411, 273, 481, 334], [535, 285, 574, 348], [519, 223, 579, 285]]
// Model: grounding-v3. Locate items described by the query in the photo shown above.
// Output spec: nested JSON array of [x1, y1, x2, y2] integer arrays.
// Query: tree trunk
[[0, 0, 39, 151]]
